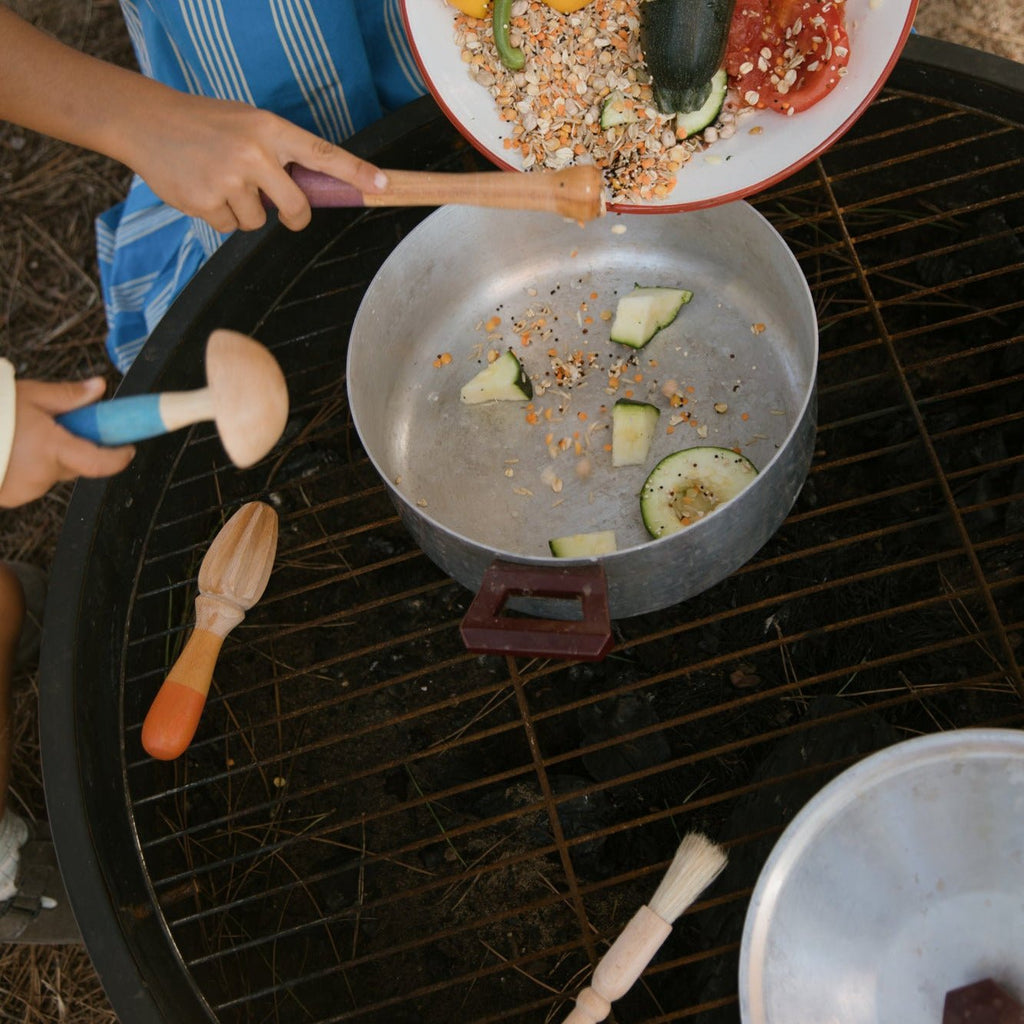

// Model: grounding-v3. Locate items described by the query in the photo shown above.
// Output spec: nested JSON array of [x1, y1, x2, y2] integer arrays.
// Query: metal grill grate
[[45, 41, 1022, 1024]]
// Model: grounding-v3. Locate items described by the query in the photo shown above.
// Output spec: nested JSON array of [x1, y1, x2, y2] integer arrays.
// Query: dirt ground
[[0, 0, 1020, 1020], [915, 0, 1024, 62]]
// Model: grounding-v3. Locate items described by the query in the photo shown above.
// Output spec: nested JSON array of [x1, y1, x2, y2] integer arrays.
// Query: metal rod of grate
[[105, 83, 1024, 1024]]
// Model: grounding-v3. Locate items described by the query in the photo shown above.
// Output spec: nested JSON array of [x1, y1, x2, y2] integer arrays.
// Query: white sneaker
[[0, 818, 81, 944]]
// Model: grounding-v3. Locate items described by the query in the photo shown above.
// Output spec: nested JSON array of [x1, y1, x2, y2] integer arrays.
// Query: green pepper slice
[[493, 0, 525, 71]]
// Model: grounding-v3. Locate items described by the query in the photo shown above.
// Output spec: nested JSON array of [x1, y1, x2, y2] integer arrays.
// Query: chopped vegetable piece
[[610, 286, 693, 349], [641, 0, 738, 115], [542, 0, 593, 11], [676, 69, 729, 137], [725, 0, 850, 115], [460, 349, 533, 404], [549, 530, 618, 558], [640, 446, 757, 537], [492, 0, 525, 71], [600, 89, 639, 129], [447, 0, 490, 16], [612, 399, 660, 466]]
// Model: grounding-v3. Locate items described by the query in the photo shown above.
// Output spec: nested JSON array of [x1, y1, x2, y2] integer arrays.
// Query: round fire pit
[[39, 36, 1024, 1024]]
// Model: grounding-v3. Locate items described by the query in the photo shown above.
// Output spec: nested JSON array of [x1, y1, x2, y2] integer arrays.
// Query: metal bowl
[[739, 728, 1024, 1024]]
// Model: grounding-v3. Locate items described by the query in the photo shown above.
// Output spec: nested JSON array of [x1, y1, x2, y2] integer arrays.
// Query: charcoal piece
[[1005, 465, 1024, 533], [944, 979, 1024, 1024], [914, 210, 1024, 288], [551, 774, 613, 879], [578, 694, 672, 783]]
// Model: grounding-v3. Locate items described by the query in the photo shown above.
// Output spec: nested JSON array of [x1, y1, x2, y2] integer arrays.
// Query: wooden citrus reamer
[[563, 832, 728, 1024], [141, 502, 279, 761], [57, 329, 289, 468]]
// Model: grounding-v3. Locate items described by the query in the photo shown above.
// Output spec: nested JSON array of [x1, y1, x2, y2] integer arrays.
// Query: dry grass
[[0, 0, 1019, 1021], [0, 946, 118, 1023], [0, 2, 134, 1018]]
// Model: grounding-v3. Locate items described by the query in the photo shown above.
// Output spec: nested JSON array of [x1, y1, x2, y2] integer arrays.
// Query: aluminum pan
[[347, 202, 816, 616]]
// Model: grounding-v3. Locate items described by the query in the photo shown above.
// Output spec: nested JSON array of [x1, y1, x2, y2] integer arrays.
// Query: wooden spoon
[[141, 501, 279, 761], [56, 329, 289, 468], [284, 163, 606, 223]]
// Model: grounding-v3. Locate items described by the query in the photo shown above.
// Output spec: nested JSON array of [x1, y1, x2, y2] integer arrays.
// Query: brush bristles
[[648, 832, 728, 923]]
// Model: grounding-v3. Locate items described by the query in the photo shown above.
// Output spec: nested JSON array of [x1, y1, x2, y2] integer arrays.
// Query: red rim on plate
[[400, 0, 918, 213]]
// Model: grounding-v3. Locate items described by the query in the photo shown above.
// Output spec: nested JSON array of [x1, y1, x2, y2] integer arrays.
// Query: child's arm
[[0, 7, 388, 233], [0, 363, 135, 508]]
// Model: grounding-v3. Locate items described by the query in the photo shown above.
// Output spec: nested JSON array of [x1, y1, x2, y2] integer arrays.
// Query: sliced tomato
[[771, 0, 850, 114], [724, 0, 775, 84], [725, 0, 849, 115]]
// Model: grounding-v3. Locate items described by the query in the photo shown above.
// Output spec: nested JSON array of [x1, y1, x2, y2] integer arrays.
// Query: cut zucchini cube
[[600, 89, 639, 129], [612, 398, 660, 467], [460, 349, 533, 404], [548, 530, 618, 558], [609, 285, 693, 349]]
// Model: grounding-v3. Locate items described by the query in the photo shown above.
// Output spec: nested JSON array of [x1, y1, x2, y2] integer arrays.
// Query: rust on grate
[[104, 83, 1024, 1024]]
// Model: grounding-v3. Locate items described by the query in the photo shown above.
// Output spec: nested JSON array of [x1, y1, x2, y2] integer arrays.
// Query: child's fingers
[[58, 435, 136, 481], [259, 174, 311, 232], [227, 187, 270, 232], [202, 203, 240, 235], [294, 132, 387, 197], [20, 376, 107, 415]]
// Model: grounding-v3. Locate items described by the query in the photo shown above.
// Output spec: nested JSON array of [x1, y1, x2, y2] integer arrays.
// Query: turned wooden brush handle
[[288, 163, 606, 222], [563, 906, 671, 1024], [141, 595, 244, 761]]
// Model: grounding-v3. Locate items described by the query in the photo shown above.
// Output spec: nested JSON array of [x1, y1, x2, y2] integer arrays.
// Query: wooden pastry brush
[[563, 832, 728, 1024]]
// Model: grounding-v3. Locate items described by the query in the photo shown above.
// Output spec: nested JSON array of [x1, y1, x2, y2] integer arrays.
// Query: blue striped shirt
[[97, 0, 426, 371]]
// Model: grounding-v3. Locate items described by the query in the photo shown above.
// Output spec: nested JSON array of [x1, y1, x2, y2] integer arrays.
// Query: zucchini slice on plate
[[640, 446, 757, 537], [549, 530, 618, 558], [612, 398, 660, 467], [677, 68, 728, 138], [610, 285, 693, 349], [460, 349, 533, 404], [600, 89, 640, 129]]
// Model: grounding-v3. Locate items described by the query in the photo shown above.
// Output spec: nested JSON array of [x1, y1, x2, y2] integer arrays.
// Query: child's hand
[[123, 90, 388, 236], [0, 10, 383, 237], [0, 377, 136, 508]]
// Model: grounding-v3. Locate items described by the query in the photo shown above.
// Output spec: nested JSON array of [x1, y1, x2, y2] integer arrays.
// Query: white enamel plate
[[401, 0, 918, 212]]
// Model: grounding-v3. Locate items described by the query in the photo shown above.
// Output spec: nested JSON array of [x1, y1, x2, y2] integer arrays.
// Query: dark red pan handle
[[460, 560, 613, 662]]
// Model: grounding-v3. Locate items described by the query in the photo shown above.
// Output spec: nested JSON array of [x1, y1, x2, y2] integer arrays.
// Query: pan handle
[[460, 560, 613, 662]]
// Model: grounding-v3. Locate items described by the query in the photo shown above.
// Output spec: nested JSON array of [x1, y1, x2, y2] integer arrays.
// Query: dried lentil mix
[[453, 0, 753, 203]]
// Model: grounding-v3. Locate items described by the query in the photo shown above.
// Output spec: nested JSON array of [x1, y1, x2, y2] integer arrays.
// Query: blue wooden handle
[[57, 394, 167, 446]]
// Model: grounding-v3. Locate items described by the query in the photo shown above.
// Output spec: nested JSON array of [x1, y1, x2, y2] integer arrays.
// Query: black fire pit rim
[[37, 34, 1024, 1024], [37, 94, 442, 1024]]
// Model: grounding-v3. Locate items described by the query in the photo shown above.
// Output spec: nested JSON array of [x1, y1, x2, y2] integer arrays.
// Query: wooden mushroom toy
[[141, 501, 278, 761], [56, 329, 289, 468]]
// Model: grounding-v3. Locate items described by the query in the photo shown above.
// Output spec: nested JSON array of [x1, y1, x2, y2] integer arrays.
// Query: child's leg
[[0, 565, 28, 902], [0, 565, 80, 942], [0, 564, 26, 822]]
